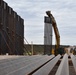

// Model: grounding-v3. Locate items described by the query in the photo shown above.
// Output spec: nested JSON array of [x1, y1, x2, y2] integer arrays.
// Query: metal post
[[31, 41, 33, 55]]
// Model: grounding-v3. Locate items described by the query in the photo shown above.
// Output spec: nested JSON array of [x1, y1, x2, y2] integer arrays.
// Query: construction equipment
[[46, 11, 60, 55]]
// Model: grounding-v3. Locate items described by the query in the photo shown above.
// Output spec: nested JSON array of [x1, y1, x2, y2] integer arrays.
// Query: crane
[[46, 11, 60, 55]]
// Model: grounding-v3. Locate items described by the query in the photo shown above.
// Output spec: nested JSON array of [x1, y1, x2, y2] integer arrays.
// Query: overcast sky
[[4, 0, 76, 45]]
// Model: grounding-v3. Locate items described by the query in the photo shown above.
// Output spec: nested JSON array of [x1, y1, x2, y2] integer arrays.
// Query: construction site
[[0, 0, 76, 75]]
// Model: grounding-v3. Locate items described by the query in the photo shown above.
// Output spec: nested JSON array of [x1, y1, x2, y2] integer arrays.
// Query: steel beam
[[0, 55, 54, 75], [33, 55, 61, 75], [55, 54, 69, 75], [70, 54, 76, 72]]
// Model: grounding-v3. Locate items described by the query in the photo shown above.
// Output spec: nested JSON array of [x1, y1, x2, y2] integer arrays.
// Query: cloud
[[4, 0, 76, 45]]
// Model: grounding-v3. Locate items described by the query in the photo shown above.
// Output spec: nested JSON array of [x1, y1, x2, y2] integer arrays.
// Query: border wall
[[0, 0, 24, 55]]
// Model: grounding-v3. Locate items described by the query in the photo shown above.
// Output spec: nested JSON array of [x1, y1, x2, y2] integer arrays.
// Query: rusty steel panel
[[0, 34, 2, 54], [0, 3, 2, 54], [14, 14, 24, 55], [20, 18, 24, 53], [6, 6, 13, 54], [2, 1, 8, 35], [0, 0, 2, 54], [15, 15, 20, 54], [0, 0, 24, 55], [9, 8, 15, 54], [0, 1, 8, 54], [11, 10, 15, 54], [6, 4, 10, 54], [13, 12, 18, 54], [18, 17, 23, 54], [17, 16, 21, 54], [0, 0, 2, 6], [20, 18, 24, 54]]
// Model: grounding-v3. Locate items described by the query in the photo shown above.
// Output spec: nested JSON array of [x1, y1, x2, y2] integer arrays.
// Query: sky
[[4, 0, 76, 45]]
